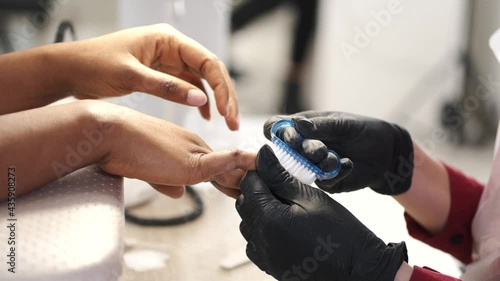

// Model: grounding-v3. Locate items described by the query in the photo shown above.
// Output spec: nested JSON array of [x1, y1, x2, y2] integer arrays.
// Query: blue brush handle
[[270, 120, 341, 181]]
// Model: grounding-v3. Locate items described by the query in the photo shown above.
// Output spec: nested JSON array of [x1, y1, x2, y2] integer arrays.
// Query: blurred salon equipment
[[440, 0, 500, 145], [0, 0, 52, 52], [390, 0, 499, 145], [231, 0, 319, 114]]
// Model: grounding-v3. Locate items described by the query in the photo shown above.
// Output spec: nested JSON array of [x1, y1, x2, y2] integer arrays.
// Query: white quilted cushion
[[0, 165, 123, 281]]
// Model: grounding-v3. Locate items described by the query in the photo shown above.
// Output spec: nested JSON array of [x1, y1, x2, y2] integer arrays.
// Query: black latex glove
[[274, 125, 351, 173], [263, 111, 414, 195], [236, 145, 408, 281]]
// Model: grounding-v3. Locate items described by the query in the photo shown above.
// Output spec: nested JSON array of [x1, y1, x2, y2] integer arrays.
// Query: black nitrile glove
[[263, 111, 414, 195], [236, 145, 408, 281]]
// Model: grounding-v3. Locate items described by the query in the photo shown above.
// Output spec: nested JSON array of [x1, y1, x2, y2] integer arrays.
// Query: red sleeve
[[404, 164, 484, 264], [410, 266, 461, 281]]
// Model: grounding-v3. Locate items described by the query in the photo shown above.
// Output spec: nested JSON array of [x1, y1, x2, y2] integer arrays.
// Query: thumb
[[256, 145, 318, 204], [236, 171, 286, 230], [134, 64, 208, 107]]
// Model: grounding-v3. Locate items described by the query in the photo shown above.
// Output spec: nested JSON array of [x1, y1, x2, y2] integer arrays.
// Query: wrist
[[45, 42, 81, 96], [76, 100, 118, 164], [0, 44, 72, 114], [386, 124, 414, 195], [37, 43, 75, 99], [395, 262, 414, 281]]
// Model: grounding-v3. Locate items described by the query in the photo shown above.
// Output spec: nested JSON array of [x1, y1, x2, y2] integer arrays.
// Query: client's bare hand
[[60, 24, 238, 130], [0, 100, 254, 200], [98, 102, 254, 197]]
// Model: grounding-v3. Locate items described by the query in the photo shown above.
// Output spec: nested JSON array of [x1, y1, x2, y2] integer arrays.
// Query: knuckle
[[163, 79, 179, 95], [230, 149, 244, 166], [200, 54, 221, 74], [117, 66, 140, 91], [155, 23, 175, 34], [187, 153, 204, 182], [210, 54, 220, 63]]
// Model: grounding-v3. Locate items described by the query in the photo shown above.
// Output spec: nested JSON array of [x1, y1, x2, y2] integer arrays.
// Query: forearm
[[0, 43, 73, 115], [0, 100, 110, 200], [393, 142, 450, 234]]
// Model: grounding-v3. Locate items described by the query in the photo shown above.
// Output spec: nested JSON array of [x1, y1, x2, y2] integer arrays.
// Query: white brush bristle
[[270, 142, 316, 185]]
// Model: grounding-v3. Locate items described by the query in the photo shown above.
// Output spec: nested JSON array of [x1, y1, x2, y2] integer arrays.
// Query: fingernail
[[225, 103, 231, 117], [187, 89, 207, 106]]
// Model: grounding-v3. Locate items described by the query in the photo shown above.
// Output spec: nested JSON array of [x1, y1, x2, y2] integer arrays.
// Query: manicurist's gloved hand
[[236, 145, 408, 281], [263, 111, 414, 195]]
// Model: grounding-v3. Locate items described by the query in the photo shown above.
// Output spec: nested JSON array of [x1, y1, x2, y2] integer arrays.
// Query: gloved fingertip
[[240, 170, 259, 188], [263, 127, 272, 140], [292, 117, 314, 134], [340, 158, 353, 170], [263, 116, 288, 140], [256, 145, 279, 169], [282, 127, 302, 149], [235, 194, 244, 211], [329, 158, 353, 184], [256, 145, 290, 183]]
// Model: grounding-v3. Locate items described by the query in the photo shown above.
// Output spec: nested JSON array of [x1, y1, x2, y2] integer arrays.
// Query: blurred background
[[1, 0, 499, 280]]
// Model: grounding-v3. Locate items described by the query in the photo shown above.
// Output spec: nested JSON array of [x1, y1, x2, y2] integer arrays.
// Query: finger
[[198, 97, 211, 121], [301, 139, 328, 164], [73, 93, 97, 99], [281, 127, 302, 150], [293, 115, 353, 141], [237, 171, 282, 221], [149, 183, 186, 198], [256, 145, 317, 203], [239, 221, 252, 241], [246, 241, 266, 272], [134, 64, 208, 107], [263, 115, 292, 140], [262, 111, 327, 139], [212, 169, 246, 189], [211, 181, 241, 199], [175, 36, 239, 130], [239, 171, 277, 200], [179, 71, 210, 120], [197, 150, 256, 181], [317, 151, 339, 171], [217, 59, 239, 131], [315, 158, 353, 193]]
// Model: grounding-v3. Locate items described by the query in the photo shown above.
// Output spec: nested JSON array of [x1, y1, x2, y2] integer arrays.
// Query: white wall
[[309, 0, 469, 122]]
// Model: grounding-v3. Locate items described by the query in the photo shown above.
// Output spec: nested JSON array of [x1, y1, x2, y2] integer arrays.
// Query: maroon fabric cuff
[[410, 266, 461, 281], [404, 164, 484, 264]]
